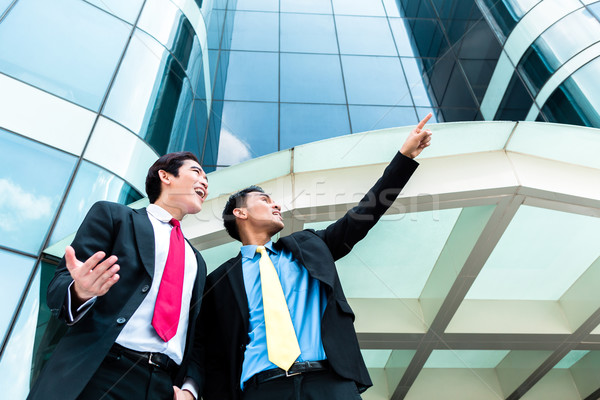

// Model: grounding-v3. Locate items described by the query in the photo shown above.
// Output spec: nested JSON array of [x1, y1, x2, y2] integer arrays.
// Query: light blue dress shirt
[[240, 241, 327, 388]]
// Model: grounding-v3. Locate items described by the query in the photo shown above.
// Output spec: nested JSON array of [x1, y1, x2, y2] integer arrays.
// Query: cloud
[[0, 178, 54, 231], [216, 128, 252, 166]]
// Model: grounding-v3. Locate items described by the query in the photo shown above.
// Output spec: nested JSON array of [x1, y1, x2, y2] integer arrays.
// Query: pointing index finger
[[416, 112, 432, 130]]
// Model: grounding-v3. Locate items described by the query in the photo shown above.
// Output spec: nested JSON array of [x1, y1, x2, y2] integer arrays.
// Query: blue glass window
[[207, 9, 226, 50], [230, 11, 279, 51], [280, 104, 350, 149], [280, 53, 346, 103], [234, 0, 279, 12], [280, 0, 332, 14], [541, 57, 600, 127], [216, 101, 278, 165], [590, 2, 600, 20], [382, 0, 401, 17], [184, 99, 209, 157], [0, 0, 13, 16], [388, 18, 419, 57], [0, 130, 76, 254], [336, 16, 397, 56], [280, 13, 338, 54], [331, 0, 386, 16], [222, 51, 278, 101], [103, 29, 195, 155], [349, 105, 418, 133], [85, 0, 144, 23], [0, 263, 39, 399], [401, 57, 434, 107], [342, 55, 413, 106], [0, 0, 131, 111], [49, 162, 143, 246], [0, 250, 36, 345]]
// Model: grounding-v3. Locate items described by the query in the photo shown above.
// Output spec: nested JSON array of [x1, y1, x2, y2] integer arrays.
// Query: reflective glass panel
[[280, 0, 332, 14], [49, 161, 143, 246], [280, 13, 338, 54], [349, 105, 418, 132], [466, 206, 600, 300], [0, 0, 130, 111], [207, 9, 226, 50], [184, 100, 209, 157], [0, 130, 76, 254], [559, 56, 600, 127], [342, 55, 413, 106], [103, 29, 195, 154], [336, 16, 397, 56], [216, 101, 278, 165], [388, 18, 419, 57], [280, 103, 350, 149], [382, 0, 401, 17], [230, 11, 278, 51], [591, 2, 600, 20], [280, 53, 346, 103], [554, 350, 590, 369], [234, 0, 278, 12], [85, 0, 143, 23], [138, 0, 204, 95], [0, 266, 39, 399], [424, 350, 509, 368], [0, 250, 35, 343], [222, 51, 278, 101], [331, 0, 386, 16], [0, 0, 13, 16], [401, 57, 434, 107]]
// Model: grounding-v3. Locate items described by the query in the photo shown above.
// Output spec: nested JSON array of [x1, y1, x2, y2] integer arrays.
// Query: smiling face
[[156, 159, 208, 219], [237, 191, 284, 238]]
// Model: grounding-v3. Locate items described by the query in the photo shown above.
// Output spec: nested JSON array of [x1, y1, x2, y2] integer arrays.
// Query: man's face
[[239, 192, 284, 235], [161, 159, 208, 216]]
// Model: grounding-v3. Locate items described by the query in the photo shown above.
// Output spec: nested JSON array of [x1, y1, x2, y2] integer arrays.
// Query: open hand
[[400, 113, 433, 159], [65, 245, 120, 306]]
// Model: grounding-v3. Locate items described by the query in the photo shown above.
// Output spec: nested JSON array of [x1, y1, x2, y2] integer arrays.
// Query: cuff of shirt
[[66, 281, 97, 325], [181, 377, 199, 400]]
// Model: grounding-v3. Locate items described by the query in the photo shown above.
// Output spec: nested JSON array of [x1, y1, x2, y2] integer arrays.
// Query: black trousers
[[77, 349, 174, 400], [243, 370, 362, 400]]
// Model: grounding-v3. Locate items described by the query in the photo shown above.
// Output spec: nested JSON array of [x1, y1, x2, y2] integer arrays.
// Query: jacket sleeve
[[315, 152, 418, 261], [46, 201, 116, 322]]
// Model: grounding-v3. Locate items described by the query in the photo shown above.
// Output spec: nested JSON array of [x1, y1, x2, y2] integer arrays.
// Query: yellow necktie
[[257, 246, 301, 371]]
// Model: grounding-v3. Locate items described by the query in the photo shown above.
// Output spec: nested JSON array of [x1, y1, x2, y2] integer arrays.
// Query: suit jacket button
[[141, 285, 150, 293], [116, 317, 126, 324]]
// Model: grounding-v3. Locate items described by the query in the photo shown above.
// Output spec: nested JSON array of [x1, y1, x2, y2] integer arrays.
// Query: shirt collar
[[241, 240, 275, 260], [146, 204, 175, 223]]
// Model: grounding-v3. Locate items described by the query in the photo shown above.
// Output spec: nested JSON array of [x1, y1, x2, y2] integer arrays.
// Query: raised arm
[[316, 113, 433, 260]]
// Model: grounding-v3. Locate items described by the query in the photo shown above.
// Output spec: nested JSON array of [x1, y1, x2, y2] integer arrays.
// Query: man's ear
[[233, 208, 247, 220], [158, 169, 170, 185]]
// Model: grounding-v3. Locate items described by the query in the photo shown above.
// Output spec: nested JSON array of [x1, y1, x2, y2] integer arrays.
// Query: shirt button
[[116, 317, 127, 324], [141, 285, 150, 293]]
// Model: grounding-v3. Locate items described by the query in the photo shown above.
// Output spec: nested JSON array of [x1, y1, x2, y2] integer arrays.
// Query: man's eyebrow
[[190, 166, 204, 173], [256, 193, 271, 200]]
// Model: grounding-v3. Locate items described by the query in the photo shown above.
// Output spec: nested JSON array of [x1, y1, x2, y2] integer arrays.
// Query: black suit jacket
[[197, 152, 418, 399], [28, 202, 207, 400]]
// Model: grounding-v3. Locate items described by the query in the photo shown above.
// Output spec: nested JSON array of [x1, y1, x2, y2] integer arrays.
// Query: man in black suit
[[28, 152, 209, 400], [197, 115, 433, 399]]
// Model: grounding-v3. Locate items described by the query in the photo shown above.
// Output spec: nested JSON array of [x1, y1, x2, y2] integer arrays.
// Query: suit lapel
[[225, 254, 249, 330], [132, 208, 156, 278]]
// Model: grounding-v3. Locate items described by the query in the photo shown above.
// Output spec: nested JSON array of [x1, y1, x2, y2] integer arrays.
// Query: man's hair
[[222, 185, 265, 241], [146, 151, 200, 203]]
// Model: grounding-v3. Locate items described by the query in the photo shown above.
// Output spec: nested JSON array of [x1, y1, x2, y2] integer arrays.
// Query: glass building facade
[[0, 0, 599, 398]]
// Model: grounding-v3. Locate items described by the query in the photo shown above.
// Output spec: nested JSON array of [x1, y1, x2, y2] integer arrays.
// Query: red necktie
[[152, 218, 185, 342]]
